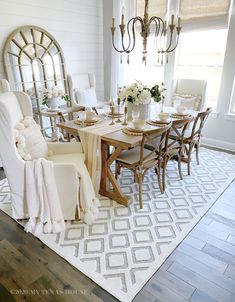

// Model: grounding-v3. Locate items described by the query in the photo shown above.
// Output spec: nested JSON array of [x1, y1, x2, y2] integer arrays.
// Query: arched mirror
[[3, 25, 68, 126]]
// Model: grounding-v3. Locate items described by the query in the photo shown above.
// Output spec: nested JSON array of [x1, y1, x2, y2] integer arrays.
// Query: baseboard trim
[[202, 137, 235, 153]]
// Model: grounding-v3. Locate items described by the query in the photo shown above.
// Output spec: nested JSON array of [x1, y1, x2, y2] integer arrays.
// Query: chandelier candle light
[[111, 0, 182, 64]]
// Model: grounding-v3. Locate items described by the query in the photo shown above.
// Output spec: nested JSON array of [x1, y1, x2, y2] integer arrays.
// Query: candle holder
[[109, 106, 115, 125], [116, 98, 122, 123], [122, 106, 128, 126]]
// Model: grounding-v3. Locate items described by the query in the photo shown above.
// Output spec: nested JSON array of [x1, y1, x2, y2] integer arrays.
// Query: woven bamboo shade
[[180, 0, 231, 21], [136, 0, 168, 19]]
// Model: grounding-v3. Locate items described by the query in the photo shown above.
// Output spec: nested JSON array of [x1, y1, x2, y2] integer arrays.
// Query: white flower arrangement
[[118, 82, 151, 106], [41, 86, 70, 105]]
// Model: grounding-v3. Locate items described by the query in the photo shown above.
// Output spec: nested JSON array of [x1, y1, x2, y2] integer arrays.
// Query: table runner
[[78, 120, 123, 194]]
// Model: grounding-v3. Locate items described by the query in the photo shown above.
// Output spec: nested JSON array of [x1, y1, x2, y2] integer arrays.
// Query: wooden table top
[[57, 108, 196, 149], [57, 119, 143, 149]]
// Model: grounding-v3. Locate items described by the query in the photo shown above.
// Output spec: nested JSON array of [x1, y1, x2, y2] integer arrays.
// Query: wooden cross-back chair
[[115, 123, 172, 209], [184, 107, 212, 174], [170, 108, 212, 175], [164, 116, 194, 186]]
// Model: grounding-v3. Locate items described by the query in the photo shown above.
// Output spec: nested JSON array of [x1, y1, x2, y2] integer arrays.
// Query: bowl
[[132, 119, 145, 130], [176, 106, 186, 113], [158, 112, 170, 122]]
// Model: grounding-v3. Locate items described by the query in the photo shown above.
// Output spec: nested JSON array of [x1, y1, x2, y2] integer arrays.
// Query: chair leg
[[195, 143, 200, 165], [178, 148, 183, 180], [187, 143, 193, 175], [134, 173, 138, 183], [157, 160, 164, 194], [75, 205, 80, 222], [162, 157, 168, 192], [115, 162, 120, 179], [139, 173, 143, 209]]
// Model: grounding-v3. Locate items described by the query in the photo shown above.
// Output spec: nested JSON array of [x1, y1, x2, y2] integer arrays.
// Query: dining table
[[56, 105, 196, 207]]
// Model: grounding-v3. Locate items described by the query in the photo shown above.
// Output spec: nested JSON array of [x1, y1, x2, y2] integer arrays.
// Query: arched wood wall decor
[[3, 25, 68, 127]]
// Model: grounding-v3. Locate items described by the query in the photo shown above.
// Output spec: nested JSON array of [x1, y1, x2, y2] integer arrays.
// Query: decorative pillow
[[173, 93, 201, 111], [15, 116, 48, 161], [75, 87, 98, 107]]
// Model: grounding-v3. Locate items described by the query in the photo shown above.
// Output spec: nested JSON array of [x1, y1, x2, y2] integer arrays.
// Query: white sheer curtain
[[110, 0, 136, 97]]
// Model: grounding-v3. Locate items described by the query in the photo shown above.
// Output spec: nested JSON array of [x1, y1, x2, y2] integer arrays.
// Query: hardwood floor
[[0, 168, 235, 302]]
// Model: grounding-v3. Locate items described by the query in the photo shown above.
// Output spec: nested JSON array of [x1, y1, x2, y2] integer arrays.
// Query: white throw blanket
[[25, 158, 65, 235], [78, 120, 123, 194]]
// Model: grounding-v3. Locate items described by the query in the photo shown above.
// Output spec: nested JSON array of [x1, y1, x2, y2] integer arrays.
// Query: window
[[124, 35, 165, 86], [120, 0, 168, 87], [176, 28, 228, 109]]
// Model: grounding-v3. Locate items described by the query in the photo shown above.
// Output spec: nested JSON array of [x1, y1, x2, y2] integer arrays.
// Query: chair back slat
[[168, 116, 193, 151], [140, 123, 172, 166], [190, 108, 212, 139]]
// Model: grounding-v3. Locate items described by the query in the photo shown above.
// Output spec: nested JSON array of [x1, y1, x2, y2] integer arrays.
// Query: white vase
[[47, 97, 61, 111], [127, 101, 151, 121]]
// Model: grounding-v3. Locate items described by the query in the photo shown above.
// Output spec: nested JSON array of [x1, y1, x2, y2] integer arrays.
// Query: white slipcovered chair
[[0, 91, 88, 221], [172, 79, 207, 111], [0, 79, 11, 168], [67, 73, 105, 113], [0, 79, 10, 93]]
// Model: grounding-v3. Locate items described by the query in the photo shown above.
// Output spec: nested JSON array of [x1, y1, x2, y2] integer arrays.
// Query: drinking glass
[[78, 111, 86, 127], [103, 105, 110, 120]]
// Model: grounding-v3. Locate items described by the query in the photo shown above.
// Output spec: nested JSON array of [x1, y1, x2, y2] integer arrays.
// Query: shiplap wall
[[0, 0, 104, 100]]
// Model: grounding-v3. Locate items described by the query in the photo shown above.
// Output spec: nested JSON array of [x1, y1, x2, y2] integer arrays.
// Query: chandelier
[[111, 0, 182, 64]]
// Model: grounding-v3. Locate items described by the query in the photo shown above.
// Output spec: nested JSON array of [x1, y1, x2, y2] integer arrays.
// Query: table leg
[[99, 141, 129, 206]]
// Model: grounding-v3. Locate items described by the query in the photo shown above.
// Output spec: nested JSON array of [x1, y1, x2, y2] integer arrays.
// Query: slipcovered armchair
[[0, 79, 11, 169], [0, 79, 10, 93], [67, 73, 105, 114], [171, 79, 207, 111], [0, 91, 88, 221]]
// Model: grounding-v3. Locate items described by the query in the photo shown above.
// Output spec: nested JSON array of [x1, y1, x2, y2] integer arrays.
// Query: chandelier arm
[[121, 17, 143, 53], [165, 29, 174, 52], [149, 17, 165, 52], [166, 34, 180, 53], [111, 33, 125, 53]]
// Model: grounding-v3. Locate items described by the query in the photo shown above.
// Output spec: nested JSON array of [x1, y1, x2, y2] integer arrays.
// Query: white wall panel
[[0, 0, 104, 100]]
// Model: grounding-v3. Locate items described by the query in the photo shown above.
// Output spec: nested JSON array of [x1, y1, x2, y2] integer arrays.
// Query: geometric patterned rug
[[0, 148, 235, 302]]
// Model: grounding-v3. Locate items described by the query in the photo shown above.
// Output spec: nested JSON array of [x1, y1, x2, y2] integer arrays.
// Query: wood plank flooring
[[0, 168, 235, 302]]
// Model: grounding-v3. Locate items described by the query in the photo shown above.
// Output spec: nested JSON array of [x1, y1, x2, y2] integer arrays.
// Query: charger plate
[[147, 120, 169, 127], [74, 117, 100, 126], [122, 128, 143, 136], [171, 113, 189, 118]]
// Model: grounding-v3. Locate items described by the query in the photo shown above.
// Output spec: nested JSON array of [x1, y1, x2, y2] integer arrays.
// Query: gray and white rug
[[1, 148, 235, 302]]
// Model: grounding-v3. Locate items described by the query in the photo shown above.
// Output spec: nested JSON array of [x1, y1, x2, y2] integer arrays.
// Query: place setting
[[74, 110, 101, 126], [122, 110, 163, 136], [170, 105, 192, 119], [147, 111, 171, 127]]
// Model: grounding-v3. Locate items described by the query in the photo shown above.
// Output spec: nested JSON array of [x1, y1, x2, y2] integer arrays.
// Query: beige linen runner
[[78, 120, 123, 195]]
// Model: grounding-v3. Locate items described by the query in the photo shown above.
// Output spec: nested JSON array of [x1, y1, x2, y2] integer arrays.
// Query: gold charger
[[74, 117, 100, 126]]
